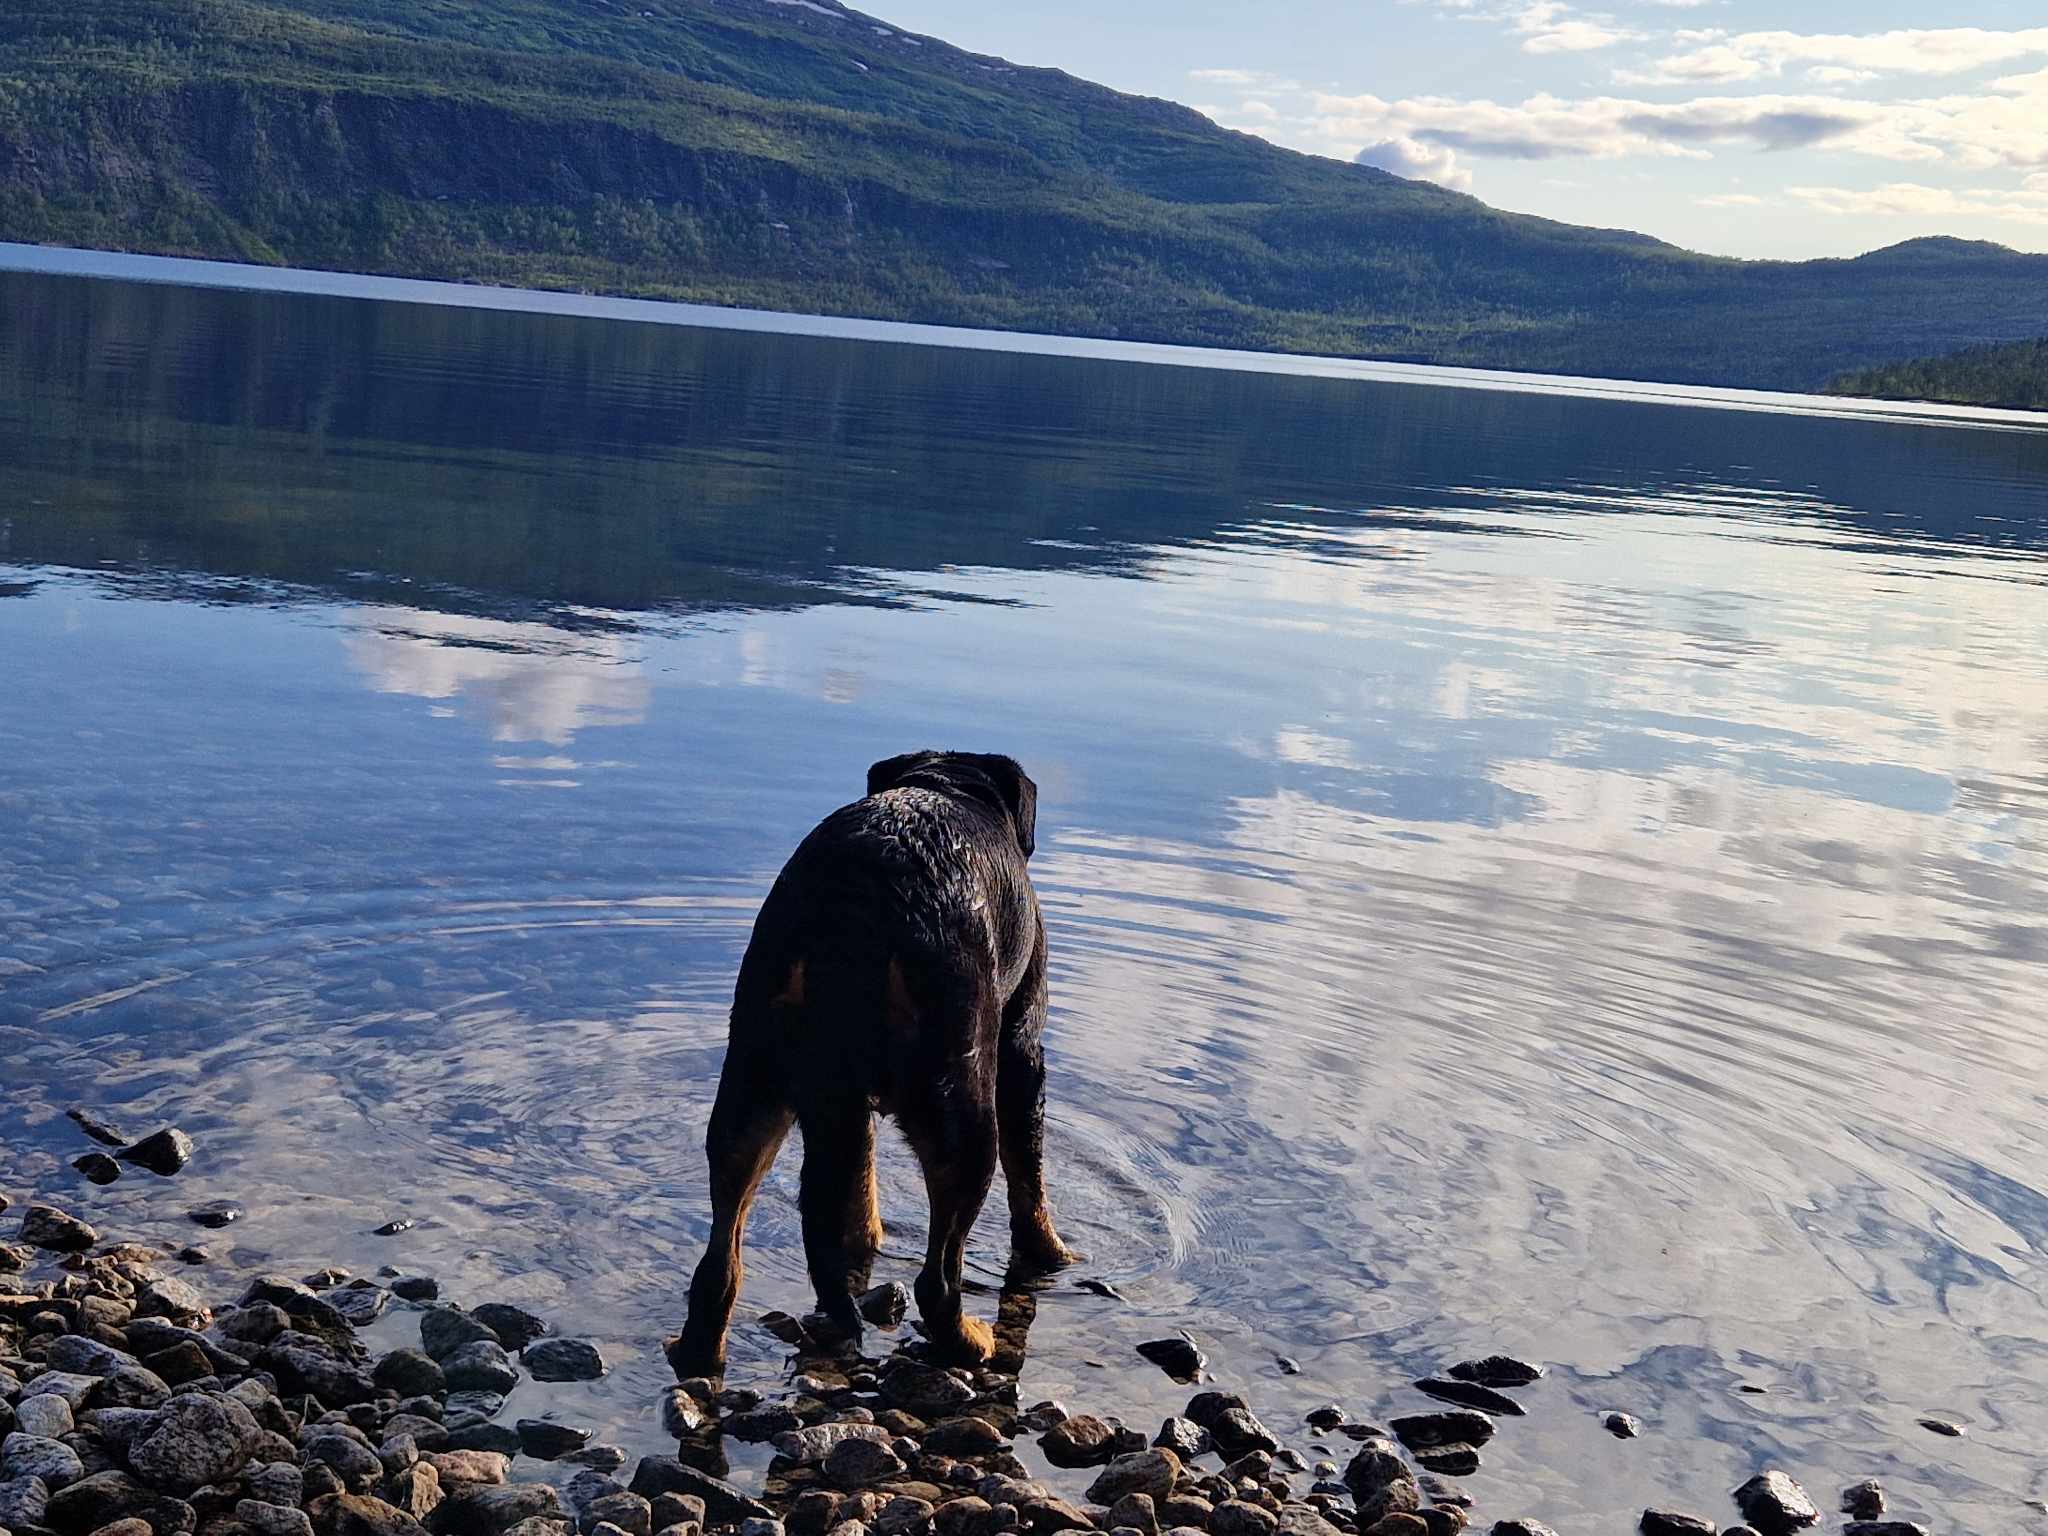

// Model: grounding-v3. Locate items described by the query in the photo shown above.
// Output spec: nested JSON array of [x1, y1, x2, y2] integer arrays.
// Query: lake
[[4, 253, 2048, 1532]]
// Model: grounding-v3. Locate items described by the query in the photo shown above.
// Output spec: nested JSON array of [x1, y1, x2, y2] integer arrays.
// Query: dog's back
[[668, 751, 1075, 1379]]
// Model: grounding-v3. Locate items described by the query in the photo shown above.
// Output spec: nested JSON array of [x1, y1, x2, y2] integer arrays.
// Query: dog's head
[[867, 750, 1038, 860]]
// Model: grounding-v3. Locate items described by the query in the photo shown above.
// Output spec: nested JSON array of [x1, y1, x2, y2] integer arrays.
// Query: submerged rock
[[1916, 1418, 1963, 1438], [522, 1338, 605, 1382], [1640, 1514, 1716, 1536], [1390, 1413, 1495, 1452], [516, 1420, 592, 1461], [374, 1219, 416, 1237], [1414, 1380, 1524, 1418], [1604, 1413, 1642, 1440], [1447, 1358, 1543, 1389], [73, 1153, 122, 1186], [118, 1128, 195, 1176], [67, 1108, 131, 1147], [189, 1204, 243, 1229], [20, 1204, 98, 1251], [1731, 1472, 1819, 1536], [1135, 1339, 1206, 1383]]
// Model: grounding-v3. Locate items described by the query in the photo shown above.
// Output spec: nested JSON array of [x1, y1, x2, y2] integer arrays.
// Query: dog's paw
[[664, 1332, 724, 1383], [945, 1312, 996, 1364]]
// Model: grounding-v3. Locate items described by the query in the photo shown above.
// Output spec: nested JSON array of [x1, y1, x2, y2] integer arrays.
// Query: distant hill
[[4, 0, 2048, 389], [1828, 337, 2048, 412]]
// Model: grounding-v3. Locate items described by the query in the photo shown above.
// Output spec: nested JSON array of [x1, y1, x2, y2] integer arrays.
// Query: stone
[[1210, 1504, 1276, 1536], [419, 1315, 499, 1364], [655, 1393, 705, 1442], [16, 1398, 76, 1439], [374, 1354, 445, 1399], [1640, 1515, 1716, 1536], [441, 1426, 520, 1459], [878, 1368, 974, 1422], [521, 1342, 603, 1384], [1603, 1414, 1640, 1440], [1364, 1519, 1427, 1536], [1841, 1525, 1928, 1536], [825, 1440, 905, 1490], [21, 1208, 97, 1253], [1412, 1382, 1523, 1419], [68, 1110, 131, 1147], [648, 1498, 704, 1533], [1135, 1341, 1205, 1384], [1730, 1473, 1818, 1536], [870, 1497, 930, 1536], [1341, 1443, 1408, 1501], [1274, 1507, 1348, 1536], [262, 1344, 376, 1410], [1839, 1483, 1884, 1520], [384, 1464, 442, 1523], [187, 1207, 241, 1231], [330, 1289, 389, 1329], [305, 1437, 387, 1496], [23, 1374, 97, 1411], [1389, 1417, 1493, 1454], [0, 1476, 50, 1531], [136, 1278, 208, 1323], [584, 1494, 652, 1536], [857, 1286, 909, 1328], [627, 1461, 773, 1526], [43, 1470, 196, 1536], [1488, 1525, 1559, 1536], [515, 1422, 590, 1461], [88, 1519, 157, 1536], [1417, 1511, 1467, 1536], [144, 1343, 214, 1389], [94, 1368, 173, 1411], [455, 1307, 539, 1351], [1445, 1359, 1542, 1389], [1038, 1418, 1117, 1470], [73, 1154, 122, 1187], [307, 1494, 430, 1536], [1208, 1411, 1279, 1460], [422, 1455, 506, 1489], [726, 1405, 802, 1445], [431, 1485, 563, 1536], [1412, 1448, 1478, 1479], [1, 1436, 84, 1489], [1085, 1452, 1179, 1507], [438, 1346, 517, 1397], [241, 1502, 318, 1536], [1915, 1418, 1962, 1437], [118, 1132, 195, 1178], [772, 1426, 893, 1467], [1105, 1494, 1156, 1536], [738, 1522, 782, 1536], [245, 1467, 303, 1509], [390, 1279, 440, 1303], [931, 1500, 990, 1536]]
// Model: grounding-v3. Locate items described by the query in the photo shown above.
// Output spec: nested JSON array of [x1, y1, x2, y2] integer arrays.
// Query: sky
[[865, 0, 2048, 260]]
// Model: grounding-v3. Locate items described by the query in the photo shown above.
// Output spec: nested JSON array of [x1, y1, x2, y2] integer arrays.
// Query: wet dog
[[668, 751, 1077, 1377]]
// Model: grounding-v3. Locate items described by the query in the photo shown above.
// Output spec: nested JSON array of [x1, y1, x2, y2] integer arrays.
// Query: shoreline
[[2, 1188, 1925, 1536], [2, 243, 2044, 436]]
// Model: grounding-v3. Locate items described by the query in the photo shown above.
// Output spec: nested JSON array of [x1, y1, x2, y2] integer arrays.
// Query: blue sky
[[869, 1, 2048, 259]]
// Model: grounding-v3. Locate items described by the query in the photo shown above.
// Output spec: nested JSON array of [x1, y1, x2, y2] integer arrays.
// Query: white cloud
[[1789, 181, 2048, 226], [1697, 192, 1766, 207], [1187, 67, 1302, 95], [1353, 136, 1475, 190], [1305, 67, 2048, 174], [1629, 26, 2048, 86], [1513, 1, 1639, 54]]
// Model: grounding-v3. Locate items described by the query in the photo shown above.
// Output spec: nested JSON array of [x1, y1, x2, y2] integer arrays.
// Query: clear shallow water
[[4, 267, 2048, 1531]]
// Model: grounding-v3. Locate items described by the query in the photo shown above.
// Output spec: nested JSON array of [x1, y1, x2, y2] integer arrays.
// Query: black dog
[[668, 751, 1077, 1377]]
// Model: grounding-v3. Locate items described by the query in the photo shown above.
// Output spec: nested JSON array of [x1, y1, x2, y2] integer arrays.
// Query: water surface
[[4, 266, 2048, 1532]]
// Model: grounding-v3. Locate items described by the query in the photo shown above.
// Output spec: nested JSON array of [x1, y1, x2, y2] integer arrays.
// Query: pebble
[[1275, 1358, 1302, 1376], [1391, 1413, 1496, 1451], [14, 1396, 75, 1438], [67, 1108, 131, 1146], [1640, 1514, 1716, 1536], [19, 1204, 98, 1251], [391, 1276, 441, 1302], [1916, 1417, 1963, 1437], [1490, 1524, 1561, 1536], [1413, 1446, 1480, 1478], [118, 1127, 195, 1176], [189, 1204, 243, 1229], [1077, 1279, 1124, 1300], [1840, 1481, 1885, 1519], [1842, 1524, 1929, 1536], [1414, 1380, 1525, 1418], [523, 1338, 607, 1382], [1136, 1338, 1207, 1383], [1, 1435, 85, 1489], [1448, 1357, 1544, 1388], [1604, 1413, 1642, 1439], [72, 1152, 122, 1185], [858, 1284, 911, 1326], [373, 1218, 416, 1236], [1041, 1414, 1121, 1468], [1732, 1471, 1820, 1535]]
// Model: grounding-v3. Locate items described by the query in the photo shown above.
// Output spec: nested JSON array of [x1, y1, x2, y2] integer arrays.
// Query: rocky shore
[[0, 1180, 1930, 1536]]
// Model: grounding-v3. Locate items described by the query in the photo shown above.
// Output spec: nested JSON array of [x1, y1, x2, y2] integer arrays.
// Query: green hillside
[[4, 0, 2047, 388], [1828, 336, 2048, 412]]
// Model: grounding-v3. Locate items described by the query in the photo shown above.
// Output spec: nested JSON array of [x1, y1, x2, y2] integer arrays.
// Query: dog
[[667, 750, 1078, 1378]]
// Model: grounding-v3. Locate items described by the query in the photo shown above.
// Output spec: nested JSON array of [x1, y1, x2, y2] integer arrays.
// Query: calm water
[[5, 262, 2048, 1532]]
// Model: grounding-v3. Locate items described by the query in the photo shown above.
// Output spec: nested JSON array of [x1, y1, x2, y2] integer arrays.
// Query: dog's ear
[[968, 753, 1038, 860], [867, 751, 936, 798]]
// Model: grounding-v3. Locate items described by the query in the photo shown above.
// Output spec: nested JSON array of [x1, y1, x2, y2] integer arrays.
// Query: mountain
[[1828, 336, 2048, 412], [4, 0, 2048, 390]]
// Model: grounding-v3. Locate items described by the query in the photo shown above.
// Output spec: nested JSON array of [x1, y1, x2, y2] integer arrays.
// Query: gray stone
[[43, 1469, 196, 1536], [24, 1375, 98, 1411], [92, 1367, 172, 1411], [1209, 1410, 1279, 1460], [84, 1409, 164, 1455], [374, 1353, 445, 1399], [1446, 1359, 1543, 1389], [773, 1425, 894, 1467], [1640, 1515, 1715, 1536], [921, 1419, 1005, 1458], [1085, 1452, 1180, 1507], [1039, 1417, 1117, 1470], [128, 1394, 260, 1495], [423, 1454, 507, 1489], [331, 1289, 390, 1329], [307, 1493, 430, 1536], [2, 1435, 84, 1490], [1842, 1525, 1928, 1536], [858, 1285, 910, 1328], [521, 1341, 604, 1384], [1273, 1507, 1348, 1536], [0, 1477, 49, 1531], [1152, 1420, 1207, 1462], [1412, 1382, 1523, 1419], [583, 1495, 650, 1536], [1135, 1341, 1206, 1383], [1390, 1416, 1493, 1453], [515, 1422, 591, 1461], [432, 1484, 564, 1536], [825, 1439, 906, 1489], [657, 1392, 706, 1441], [1603, 1414, 1641, 1440], [385, 1462, 443, 1522], [118, 1130, 195, 1178], [1488, 1525, 1560, 1536], [20, 1207, 97, 1253], [1839, 1483, 1884, 1521], [470, 1308, 547, 1352], [304, 1435, 389, 1495], [725, 1405, 802, 1444], [419, 1313, 499, 1364], [625, 1461, 772, 1526], [1210, 1504, 1276, 1536], [439, 1345, 518, 1397], [1731, 1473, 1818, 1536], [246, 1464, 305, 1508], [137, 1278, 208, 1322], [15, 1398, 75, 1439], [241, 1501, 318, 1536]]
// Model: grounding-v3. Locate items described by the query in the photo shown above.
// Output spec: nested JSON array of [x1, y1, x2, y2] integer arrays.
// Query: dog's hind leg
[[902, 1045, 1001, 1363], [997, 942, 1078, 1274], [668, 1053, 793, 1381], [798, 1104, 879, 1339]]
